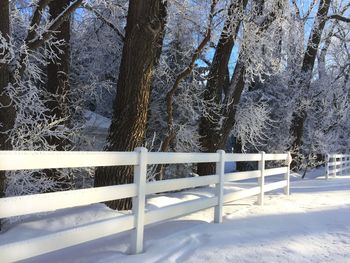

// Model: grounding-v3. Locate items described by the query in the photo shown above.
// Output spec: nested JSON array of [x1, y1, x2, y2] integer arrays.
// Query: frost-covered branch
[[82, 3, 125, 41]]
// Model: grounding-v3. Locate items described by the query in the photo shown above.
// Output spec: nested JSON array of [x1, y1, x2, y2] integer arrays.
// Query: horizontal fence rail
[[0, 149, 292, 262], [0, 151, 139, 170], [326, 153, 350, 179]]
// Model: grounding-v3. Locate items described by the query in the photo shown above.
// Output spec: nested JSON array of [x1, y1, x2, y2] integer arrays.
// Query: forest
[[0, 0, 349, 213]]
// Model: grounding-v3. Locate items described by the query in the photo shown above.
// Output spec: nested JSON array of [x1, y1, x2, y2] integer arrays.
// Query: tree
[[42, 0, 74, 188], [94, 0, 167, 210], [235, 0, 350, 173], [198, 0, 282, 175], [197, 0, 248, 175], [153, 0, 218, 180], [0, 0, 83, 226], [47, 0, 72, 129], [144, 2, 214, 180], [289, 0, 331, 168], [0, 0, 15, 230]]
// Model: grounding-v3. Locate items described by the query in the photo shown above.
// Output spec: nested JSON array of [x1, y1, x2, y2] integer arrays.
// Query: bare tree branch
[[327, 14, 350, 23]]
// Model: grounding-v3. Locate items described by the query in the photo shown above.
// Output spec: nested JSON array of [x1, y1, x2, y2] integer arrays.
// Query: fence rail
[[0, 149, 292, 262], [326, 153, 350, 179]]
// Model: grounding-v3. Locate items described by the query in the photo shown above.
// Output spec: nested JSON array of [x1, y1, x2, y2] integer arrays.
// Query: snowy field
[[1, 169, 350, 263]]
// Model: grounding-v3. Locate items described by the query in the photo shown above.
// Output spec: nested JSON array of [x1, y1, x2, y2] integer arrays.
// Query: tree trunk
[[318, 21, 336, 80], [94, 0, 167, 210], [289, 0, 331, 167], [47, 0, 71, 125], [0, 0, 15, 229], [197, 0, 247, 175], [44, 0, 73, 189], [198, 54, 245, 175]]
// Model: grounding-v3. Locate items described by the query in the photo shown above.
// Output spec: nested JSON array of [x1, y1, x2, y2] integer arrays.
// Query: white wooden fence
[[326, 153, 350, 179], [0, 149, 292, 262]]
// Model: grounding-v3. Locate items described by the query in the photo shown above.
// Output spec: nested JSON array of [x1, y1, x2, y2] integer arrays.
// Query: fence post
[[214, 150, 225, 223], [284, 152, 292, 195], [258, 151, 265, 206], [330, 154, 334, 178], [326, 153, 329, 180], [131, 147, 148, 254], [333, 155, 337, 178]]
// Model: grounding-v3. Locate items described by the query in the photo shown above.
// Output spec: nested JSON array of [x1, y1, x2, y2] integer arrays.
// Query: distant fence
[[0, 149, 291, 262], [326, 154, 350, 179]]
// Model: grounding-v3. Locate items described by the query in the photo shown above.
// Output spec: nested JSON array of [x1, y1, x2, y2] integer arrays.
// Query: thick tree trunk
[[153, 2, 167, 67], [44, 0, 72, 189], [0, 0, 15, 229], [94, 0, 167, 210], [289, 0, 331, 167]]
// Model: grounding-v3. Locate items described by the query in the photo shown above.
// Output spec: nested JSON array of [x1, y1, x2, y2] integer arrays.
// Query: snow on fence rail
[[326, 153, 350, 179], [0, 149, 292, 262]]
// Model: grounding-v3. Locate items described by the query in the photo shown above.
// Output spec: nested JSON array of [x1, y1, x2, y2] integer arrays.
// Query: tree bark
[[94, 0, 167, 210], [0, 0, 15, 229]]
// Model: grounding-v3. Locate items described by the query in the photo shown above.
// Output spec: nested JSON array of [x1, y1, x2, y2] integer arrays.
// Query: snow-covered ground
[[1, 169, 350, 263]]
